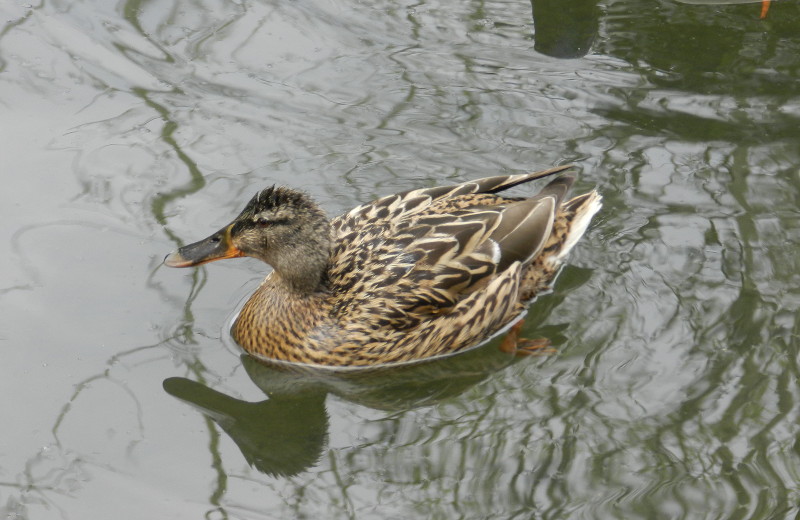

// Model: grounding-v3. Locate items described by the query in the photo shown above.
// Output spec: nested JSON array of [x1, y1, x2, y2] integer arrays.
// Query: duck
[[164, 165, 602, 367]]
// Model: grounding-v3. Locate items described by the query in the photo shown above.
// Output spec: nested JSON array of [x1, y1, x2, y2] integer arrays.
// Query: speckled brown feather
[[219, 165, 602, 367]]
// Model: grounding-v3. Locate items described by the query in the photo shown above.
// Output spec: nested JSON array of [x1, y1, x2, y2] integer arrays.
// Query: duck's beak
[[164, 225, 244, 268]]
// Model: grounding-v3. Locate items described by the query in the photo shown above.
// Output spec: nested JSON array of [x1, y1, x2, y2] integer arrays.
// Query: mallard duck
[[164, 165, 601, 367]]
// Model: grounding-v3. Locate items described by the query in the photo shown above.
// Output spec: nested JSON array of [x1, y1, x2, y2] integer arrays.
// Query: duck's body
[[165, 165, 601, 367]]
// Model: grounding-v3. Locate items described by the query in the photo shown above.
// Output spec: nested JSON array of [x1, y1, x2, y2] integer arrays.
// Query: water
[[1, 0, 799, 518]]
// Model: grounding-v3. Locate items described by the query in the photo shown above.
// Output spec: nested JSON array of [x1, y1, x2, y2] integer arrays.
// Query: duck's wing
[[330, 164, 573, 238], [327, 171, 575, 330]]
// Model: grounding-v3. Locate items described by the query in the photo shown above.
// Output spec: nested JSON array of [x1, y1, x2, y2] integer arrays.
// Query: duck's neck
[[271, 262, 328, 294], [266, 232, 331, 295]]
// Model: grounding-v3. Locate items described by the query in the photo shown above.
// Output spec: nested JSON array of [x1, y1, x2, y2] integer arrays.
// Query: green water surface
[[1, 0, 799, 518]]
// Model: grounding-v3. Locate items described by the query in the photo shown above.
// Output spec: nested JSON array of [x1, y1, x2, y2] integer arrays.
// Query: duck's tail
[[551, 190, 602, 264], [519, 189, 601, 301]]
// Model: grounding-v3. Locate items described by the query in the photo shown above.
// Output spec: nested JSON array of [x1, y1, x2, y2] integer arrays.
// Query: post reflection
[[531, 0, 598, 58]]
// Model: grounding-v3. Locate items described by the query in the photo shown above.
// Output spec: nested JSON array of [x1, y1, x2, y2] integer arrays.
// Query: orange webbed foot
[[498, 320, 556, 357]]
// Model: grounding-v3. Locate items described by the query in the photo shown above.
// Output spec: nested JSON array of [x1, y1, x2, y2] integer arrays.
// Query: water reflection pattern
[[1, 0, 799, 518]]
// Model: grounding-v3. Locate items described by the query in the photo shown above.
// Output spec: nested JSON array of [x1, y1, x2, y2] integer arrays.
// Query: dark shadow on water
[[164, 343, 526, 477], [531, 0, 598, 59], [164, 375, 328, 478]]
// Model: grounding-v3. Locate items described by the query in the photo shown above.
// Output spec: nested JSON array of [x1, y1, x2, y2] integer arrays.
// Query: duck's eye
[[256, 217, 288, 227]]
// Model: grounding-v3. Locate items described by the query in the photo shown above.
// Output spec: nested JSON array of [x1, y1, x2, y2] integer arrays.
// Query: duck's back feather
[[326, 166, 576, 333]]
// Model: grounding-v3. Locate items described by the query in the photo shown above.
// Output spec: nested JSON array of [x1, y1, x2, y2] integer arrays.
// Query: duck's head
[[164, 186, 331, 293]]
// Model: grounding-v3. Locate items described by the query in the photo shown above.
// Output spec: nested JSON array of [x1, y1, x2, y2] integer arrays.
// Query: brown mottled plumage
[[164, 165, 602, 367]]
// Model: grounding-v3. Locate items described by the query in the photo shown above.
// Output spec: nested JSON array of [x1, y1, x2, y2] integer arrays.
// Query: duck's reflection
[[163, 343, 528, 477], [163, 373, 328, 477]]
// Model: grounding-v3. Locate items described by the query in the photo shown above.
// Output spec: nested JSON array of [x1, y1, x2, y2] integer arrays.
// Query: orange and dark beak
[[164, 225, 245, 268]]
